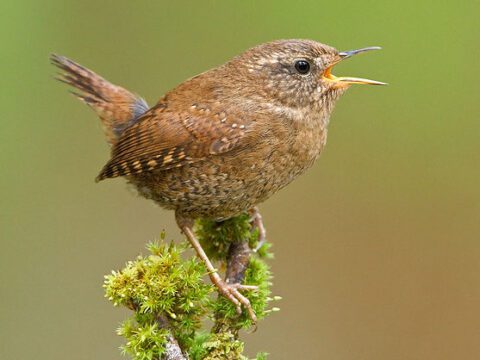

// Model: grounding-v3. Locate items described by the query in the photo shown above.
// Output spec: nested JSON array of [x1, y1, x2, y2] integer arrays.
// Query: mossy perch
[[104, 213, 278, 359]]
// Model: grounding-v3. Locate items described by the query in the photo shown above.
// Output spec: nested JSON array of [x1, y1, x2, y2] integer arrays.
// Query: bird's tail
[[51, 54, 148, 146]]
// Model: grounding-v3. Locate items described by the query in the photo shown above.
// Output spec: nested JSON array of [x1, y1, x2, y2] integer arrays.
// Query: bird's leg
[[175, 212, 257, 322], [249, 207, 267, 252]]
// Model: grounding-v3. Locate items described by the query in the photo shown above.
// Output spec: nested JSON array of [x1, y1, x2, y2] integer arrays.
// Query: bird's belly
[[129, 129, 327, 220], [129, 162, 262, 219]]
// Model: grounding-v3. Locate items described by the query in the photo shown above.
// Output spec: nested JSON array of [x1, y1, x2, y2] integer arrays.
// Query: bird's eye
[[294, 59, 311, 74]]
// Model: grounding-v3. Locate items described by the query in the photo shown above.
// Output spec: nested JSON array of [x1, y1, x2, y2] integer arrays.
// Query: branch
[[104, 241, 210, 360], [128, 305, 189, 360], [163, 336, 188, 360], [225, 240, 252, 285], [104, 217, 275, 359], [156, 314, 189, 360], [212, 225, 253, 335], [159, 238, 252, 357]]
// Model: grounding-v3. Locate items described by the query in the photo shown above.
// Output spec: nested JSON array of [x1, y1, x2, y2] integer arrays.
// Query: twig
[[161, 226, 252, 356], [213, 236, 252, 335], [225, 240, 251, 286], [156, 315, 189, 360], [129, 305, 188, 360], [163, 335, 188, 360]]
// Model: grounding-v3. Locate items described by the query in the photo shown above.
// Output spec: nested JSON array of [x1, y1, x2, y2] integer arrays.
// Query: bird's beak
[[323, 46, 387, 86]]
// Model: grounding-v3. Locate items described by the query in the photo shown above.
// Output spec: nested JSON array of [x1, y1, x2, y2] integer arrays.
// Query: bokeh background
[[1, 1, 479, 359]]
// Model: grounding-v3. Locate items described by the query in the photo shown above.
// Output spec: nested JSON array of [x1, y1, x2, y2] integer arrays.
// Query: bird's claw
[[217, 280, 258, 323]]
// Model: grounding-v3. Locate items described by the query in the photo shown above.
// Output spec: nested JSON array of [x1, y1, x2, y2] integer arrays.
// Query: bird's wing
[[96, 101, 256, 181]]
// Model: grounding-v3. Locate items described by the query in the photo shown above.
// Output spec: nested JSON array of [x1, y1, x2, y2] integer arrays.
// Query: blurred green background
[[1, 1, 479, 359]]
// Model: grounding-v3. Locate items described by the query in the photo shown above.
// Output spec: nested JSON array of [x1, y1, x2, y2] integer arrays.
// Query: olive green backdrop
[[1, 1, 479, 359]]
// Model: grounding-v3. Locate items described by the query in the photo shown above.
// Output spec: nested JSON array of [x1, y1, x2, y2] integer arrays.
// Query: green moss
[[104, 217, 279, 359], [212, 257, 273, 330], [186, 331, 211, 360], [194, 213, 254, 261], [190, 332, 269, 360], [104, 239, 212, 357], [117, 319, 169, 360], [200, 332, 245, 360]]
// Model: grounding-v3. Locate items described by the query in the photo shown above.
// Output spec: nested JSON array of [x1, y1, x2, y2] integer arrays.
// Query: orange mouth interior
[[322, 64, 386, 86]]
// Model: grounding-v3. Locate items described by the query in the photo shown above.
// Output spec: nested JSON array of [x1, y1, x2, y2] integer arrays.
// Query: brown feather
[[52, 39, 368, 222], [51, 54, 148, 145], [95, 95, 256, 181]]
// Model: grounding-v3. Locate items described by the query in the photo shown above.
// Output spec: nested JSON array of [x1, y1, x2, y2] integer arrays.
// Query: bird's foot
[[212, 272, 258, 322], [176, 212, 258, 323], [249, 207, 266, 252]]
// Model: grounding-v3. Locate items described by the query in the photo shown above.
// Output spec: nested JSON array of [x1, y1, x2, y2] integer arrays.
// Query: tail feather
[[51, 54, 148, 145]]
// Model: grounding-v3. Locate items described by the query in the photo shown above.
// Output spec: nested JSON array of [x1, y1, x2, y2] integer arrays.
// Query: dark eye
[[294, 59, 311, 74]]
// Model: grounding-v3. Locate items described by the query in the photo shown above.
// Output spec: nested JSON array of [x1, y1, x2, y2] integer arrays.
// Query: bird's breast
[[276, 108, 329, 171], [241, 109, 329, 204]]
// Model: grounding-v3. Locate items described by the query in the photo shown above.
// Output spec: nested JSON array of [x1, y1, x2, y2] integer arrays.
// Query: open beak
[[323, 46, 387, 86]]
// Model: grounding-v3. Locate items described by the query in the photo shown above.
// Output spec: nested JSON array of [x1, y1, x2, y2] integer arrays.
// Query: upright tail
[[51, 54, 149, 146]]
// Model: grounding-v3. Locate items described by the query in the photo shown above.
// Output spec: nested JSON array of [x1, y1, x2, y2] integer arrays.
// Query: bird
[[51, 39, 385, 322]]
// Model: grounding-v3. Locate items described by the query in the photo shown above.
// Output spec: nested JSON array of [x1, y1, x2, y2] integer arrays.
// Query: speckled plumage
[[52, 40, 383, 319], [127, 97, 331, 220], [53, 40, 349, 220]]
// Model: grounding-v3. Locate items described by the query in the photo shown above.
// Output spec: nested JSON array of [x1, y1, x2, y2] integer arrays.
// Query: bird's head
[[229, 39, 386, 111]]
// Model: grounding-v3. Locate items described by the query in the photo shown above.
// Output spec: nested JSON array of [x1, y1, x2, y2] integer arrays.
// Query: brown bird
[[51, 39, 385, 321]]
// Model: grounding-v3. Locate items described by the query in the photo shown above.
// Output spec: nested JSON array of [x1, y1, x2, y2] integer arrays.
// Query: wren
[[52, 39, 385, 321]]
